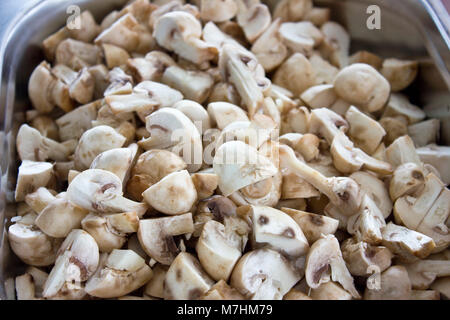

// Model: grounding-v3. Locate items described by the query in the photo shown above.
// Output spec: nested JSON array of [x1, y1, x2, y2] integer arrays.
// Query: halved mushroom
[[273, 53, 316, 96], [333, 63, 390, 113], [341, 238, 392, 276], [138, 213, 194, 265], [281, 207, 339, 244], [43, 229, 99, 299], [85, 249, 153, 298], [196, 220, 242, 281], [238, 205, 309, 257], [14, 160, 53, 202], [207, 102, 249, 130], [153, 11, 217, 65], [251, 18, 287, 72], [279, 21, 323, 56], [305, 234, 360, 298], [230, 248, 302, 300], [16, 124, 71, 162], [404, 259, 450, 289], [8, 219, 62, 267], [385, 135, 422, 168], [381, 222, 436, 262], [382, 93, 426, 124], [161, 65, 214, 104], [408, 119, 440, 148], [319, 21, 350, 68], [126, 149, 187, 201], [139, 107, 202, 172], [200, 0, 237, 22], [345, 106, 386, 155], [164, 252, 214, 300], [142, 170, 197, 215], [308, 108, 348, 145], [235, 0, 271, 43], [67, 169, 147, 216], [381, 58, 418, 92], [331, 131, 392, 175], [201, 280, 245, 300], [213, 141, 278, 197], [364, 265, 412, 300], [35, 194, 89, 238], [55, 39, 102, 70], [279, 144, 362, 216]]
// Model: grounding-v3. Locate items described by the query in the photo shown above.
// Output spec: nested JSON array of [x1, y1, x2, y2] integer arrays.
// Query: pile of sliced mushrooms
[[6, 0, 450, 300]]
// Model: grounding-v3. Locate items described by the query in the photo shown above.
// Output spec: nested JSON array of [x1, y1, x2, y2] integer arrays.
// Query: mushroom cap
[[213, 141, 278, 196], [90, 146, 137, 183], [196, 220, 242, 281], [81, 213, 126, 253], [305, 234, 360, 298], [141, 170, 197, 215], [8, 223, 61, 266], [230, 248, 301, 299], [138, 213, 194, 265], [333, 63, 390, 113], [74, 125, 126, 170]]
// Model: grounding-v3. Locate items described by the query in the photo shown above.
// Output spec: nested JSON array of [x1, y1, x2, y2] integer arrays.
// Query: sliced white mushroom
[[381, 58, 418, 92], [154, 11, 218, 65], [85, 250, 153, 298], [390, 162, 425, 202], [345, 106, 386, 155], [382, 93, 426, 124], [207, 102, 249, 130], [16, 124, 71, 162], [364, 265, 412, 300], [331, 131, 393, 175], [173, 100, 211, 134], [385, 135, 422, 168], [279, 21, 323, 55], [164, 252, 214, 300], [238, 205, 309, 257], [281, 207, 339, 244], [200, 0, 237, 22], [213, 141, 278, 196], [142, 170, 197, 215], [308, 108, 348, 145], [42, 27, 70, 61], [273, 52, 316, 96], [300, 84, 337, 110], [55, 100, 99, 141], [24, 187, 56, 214], [67, 169, 147, 216], [309, 53, 339, 85], [235, 0, 271, 43], [251, 18, 288, 72], [279, 144, 362, 216], [381, 222, 435, 262], [14, 160, 53, 202], [191, 172, 219, 200], [319, 21, 350, 68], [408, 119, 440, 148], [333, 63, 390, 113], [230, 248, 302, 300], [138, 213, 194, 265], [305, 234, 360, 298], [196, 220, 242, 281], [35, 195, 89, 238]]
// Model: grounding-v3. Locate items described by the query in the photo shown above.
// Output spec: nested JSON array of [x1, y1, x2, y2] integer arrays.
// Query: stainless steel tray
[[0, 0, 449, 300]]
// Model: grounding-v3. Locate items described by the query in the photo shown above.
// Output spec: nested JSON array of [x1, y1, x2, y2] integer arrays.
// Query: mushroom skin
[[333, 63, 390, 113], [230, 248, 302, 300], [81, 213, 126, 253], [305, 234, 360, 298]]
